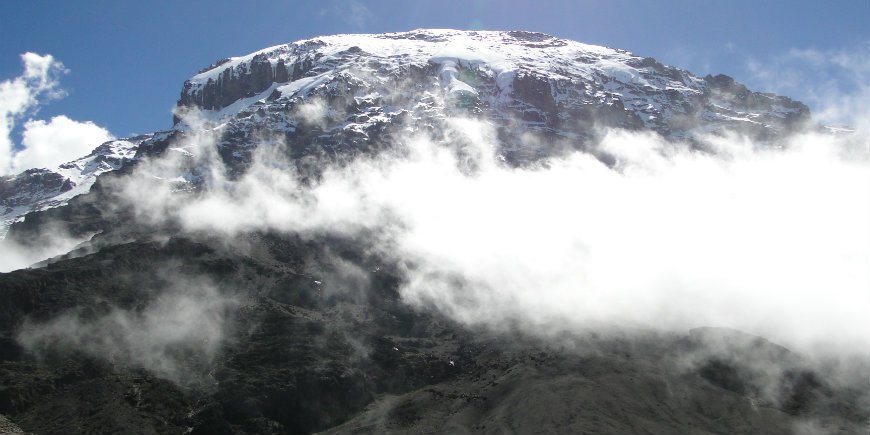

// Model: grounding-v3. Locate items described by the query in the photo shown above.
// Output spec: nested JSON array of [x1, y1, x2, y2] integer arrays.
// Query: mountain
[[0, 30, 812, 239], [176, 29, 808, 144], [0, 30, 866, 434]]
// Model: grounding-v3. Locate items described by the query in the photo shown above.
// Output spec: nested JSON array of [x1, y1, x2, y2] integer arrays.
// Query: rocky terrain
[[0, 30, 866, 434]]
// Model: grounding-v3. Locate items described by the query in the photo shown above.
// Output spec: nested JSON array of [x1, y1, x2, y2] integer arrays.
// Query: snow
[[179, 30, 730, 131], [189, 43, 289, 84], [276, 72, 334, 99], [166, 30, 814, 171], [168, 147, 194, 157], [822, 126, 856, 134], [179, 29, 686, 130], [179, 29, 799, 146], [181, 30, 777, 142], [597, 58, 651, 87], [0, 136, 147, 239], [184, 29, 641, 99], [429, 41, 511, 72], [496, 70, 516, 91], [433, 59, 478, 99]]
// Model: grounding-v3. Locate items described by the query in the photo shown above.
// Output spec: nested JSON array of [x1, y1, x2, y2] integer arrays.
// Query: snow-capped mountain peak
[[177, 29, 809, 146]]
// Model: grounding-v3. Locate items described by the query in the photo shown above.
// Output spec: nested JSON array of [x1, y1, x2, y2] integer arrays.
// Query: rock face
[[0, 30, 866, 435]]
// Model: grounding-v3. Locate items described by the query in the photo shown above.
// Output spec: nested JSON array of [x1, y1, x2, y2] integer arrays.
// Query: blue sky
[[1, 0, 868, 141]]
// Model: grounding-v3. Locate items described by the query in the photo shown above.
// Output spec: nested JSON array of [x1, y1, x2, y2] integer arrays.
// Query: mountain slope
[[2, 233, 867, 434]]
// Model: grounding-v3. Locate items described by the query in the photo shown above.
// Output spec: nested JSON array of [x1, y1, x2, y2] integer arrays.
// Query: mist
[[17, 275, 238, 385], [111, 110, 870, 357], [0, 225, 93, 273]]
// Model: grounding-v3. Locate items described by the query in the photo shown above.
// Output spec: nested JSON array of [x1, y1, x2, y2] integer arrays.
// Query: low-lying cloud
[[0, 224, 93, 273], [117, 111, 870, 356], [17, 276, 237, 385]]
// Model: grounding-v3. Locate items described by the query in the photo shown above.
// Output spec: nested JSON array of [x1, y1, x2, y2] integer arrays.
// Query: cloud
[[746, 42, 870, 127], [382, 127, 870, 354], [10, 115, 114, 172], [329, 0, 373, 29], [0, 53, 113, 175], [296, 98, 330, 128], [0, 53, 65, 172], [0, 222, 92, 273], [115, 109, 870, 357], [17, 275, 237, 385]]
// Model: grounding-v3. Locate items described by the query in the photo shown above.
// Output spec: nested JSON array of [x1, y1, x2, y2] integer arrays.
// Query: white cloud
[[0, 52, 65, 173], [0, 223, 92, 273], [10, 115, 113, 173], [0, 52, 113, 175], [296, 98, 330, 128], [117, 110, 870, 357]]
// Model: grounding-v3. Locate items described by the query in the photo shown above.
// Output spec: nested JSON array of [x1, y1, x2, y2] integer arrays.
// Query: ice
[[276, 72, 334, 99], [597, 58, 650, 87]]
